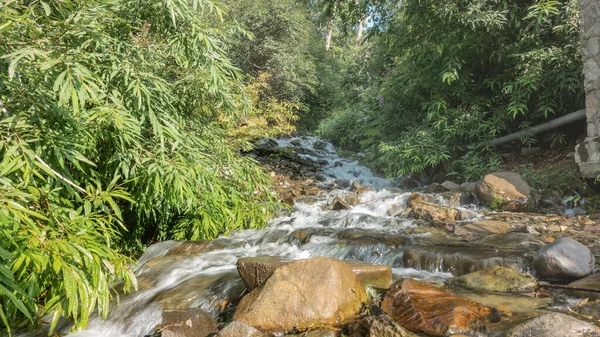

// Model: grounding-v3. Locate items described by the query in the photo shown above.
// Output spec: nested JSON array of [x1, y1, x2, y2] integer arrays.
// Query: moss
[[490, 196, 505, 211], [585, 195, 600, 215]]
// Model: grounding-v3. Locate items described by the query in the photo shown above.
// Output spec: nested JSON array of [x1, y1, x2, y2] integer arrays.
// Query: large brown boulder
[[381, 279, 494, 336], [233, 257, 367, 332], [475, 172, 534, 212], [158, 309, 218, 337]]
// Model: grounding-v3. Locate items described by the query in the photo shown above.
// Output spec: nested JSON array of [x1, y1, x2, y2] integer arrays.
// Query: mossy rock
[[447, 266, 537, 293]]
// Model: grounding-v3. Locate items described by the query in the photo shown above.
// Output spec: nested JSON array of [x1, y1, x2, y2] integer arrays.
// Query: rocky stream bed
[[40, 137, 600, 337]]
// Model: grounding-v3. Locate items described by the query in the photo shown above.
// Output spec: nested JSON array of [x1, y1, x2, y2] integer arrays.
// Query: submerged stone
[[158, 308, 218, 337], [345, 314, 419, 337], [447, 266, 537, 293], [568, 272, 600, 300], [454, 220, 511, 238]]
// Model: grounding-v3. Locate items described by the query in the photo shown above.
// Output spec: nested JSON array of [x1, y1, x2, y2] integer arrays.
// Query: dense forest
[[0, 0, 584, 334]]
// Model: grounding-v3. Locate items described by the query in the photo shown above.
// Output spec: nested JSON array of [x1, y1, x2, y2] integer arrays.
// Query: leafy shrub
[[226, 73, 299, 145], [0, 0, 279, 333]]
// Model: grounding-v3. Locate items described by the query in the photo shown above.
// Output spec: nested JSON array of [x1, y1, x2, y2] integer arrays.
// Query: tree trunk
[[325, 0, 338, 50], [356, 13, 372, 46]]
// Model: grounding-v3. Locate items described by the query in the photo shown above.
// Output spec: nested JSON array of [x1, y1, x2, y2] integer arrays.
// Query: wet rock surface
[[345, 315, 419, 337], [381, 279, 494, 336]]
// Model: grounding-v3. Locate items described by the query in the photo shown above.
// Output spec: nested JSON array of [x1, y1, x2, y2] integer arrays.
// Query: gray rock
[[460, 182, 477, 193], [505, 312, 600, 337], [533, 237, 595, 282], [441, 181, 461, 192]]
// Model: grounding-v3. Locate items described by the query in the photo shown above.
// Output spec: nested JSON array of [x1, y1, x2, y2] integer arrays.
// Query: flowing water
[[40, 137, 553, 337]]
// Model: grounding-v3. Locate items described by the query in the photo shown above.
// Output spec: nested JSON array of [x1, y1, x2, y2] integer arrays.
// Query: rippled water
[[39, 137, 528, 337]]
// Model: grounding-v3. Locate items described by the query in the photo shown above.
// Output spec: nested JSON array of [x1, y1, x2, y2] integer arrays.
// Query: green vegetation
[[0, 0, 296, 334], [317, 0, 584, 180], [0, 0, 588, 334]]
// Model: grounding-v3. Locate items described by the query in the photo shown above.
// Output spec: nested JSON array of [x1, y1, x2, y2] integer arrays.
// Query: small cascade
[[43, 136, 563, 337]]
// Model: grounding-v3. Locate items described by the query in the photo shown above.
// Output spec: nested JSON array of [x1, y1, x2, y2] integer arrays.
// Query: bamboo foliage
[[0, 0, 279, 334]]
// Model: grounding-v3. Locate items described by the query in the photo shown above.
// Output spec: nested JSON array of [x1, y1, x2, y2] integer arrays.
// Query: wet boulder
[[233, 257, 367, 332], [345, 314, 419, 337], [533, 237, 595, 282], [446, 266, 537, 293], [158, 309, 218, 337], [411, 202, 459, 223], [475, 172, 534, 212], [505, 312, 600, 337], [344, 192, 361, 206], [330, 196, 350, 210], [237, 256, 290, 291], [217, 321, 271, 337], [408, 192, 433, 207], [345, 260, 393, 289], [454, 221, 511, 238], [349, 181, 372, 194], [166, 240, 225, 256], [381, 279, 494, 336]]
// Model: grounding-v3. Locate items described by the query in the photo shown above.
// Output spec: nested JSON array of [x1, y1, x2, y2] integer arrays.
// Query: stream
[[39, 137, 592, 337]]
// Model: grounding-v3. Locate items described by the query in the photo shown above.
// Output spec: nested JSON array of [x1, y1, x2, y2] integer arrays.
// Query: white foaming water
[[272, 136, 392, 189], [51, 137, 472, 337]]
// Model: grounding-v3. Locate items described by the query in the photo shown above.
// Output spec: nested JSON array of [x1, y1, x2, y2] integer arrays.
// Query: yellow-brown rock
[[234, 257, 366, 332]]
